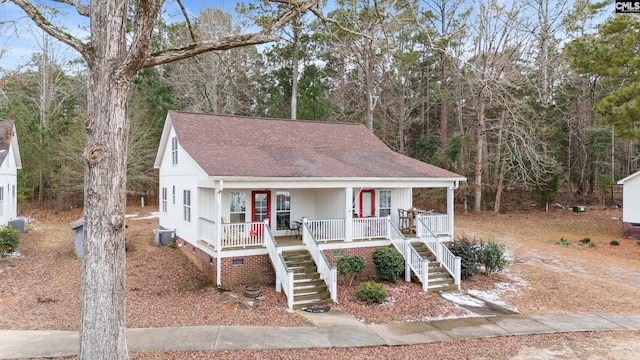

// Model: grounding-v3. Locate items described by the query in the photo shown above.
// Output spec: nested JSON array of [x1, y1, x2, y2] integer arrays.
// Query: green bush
[[555, 237, 571, 246], [480, 239, 507, 276], [335, 252, 366, 286], [372, 247, 405, 282], [610, 240, 620, 246], [0, 226, 21, 257], [354, 281, 387, 304], [449, 237, 481, 280], [580, 237, 591, 244]]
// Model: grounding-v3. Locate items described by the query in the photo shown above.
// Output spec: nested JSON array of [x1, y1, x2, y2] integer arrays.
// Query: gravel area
[[3, 206, 640, 358]]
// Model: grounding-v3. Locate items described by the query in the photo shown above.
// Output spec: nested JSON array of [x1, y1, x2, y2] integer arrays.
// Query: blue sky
[[0, 0, 240, 72]]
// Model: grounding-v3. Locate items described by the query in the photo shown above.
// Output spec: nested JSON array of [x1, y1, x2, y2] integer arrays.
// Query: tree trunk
[[291, 26, 299, 120], [80, 69, 131, 359], [80, 1, 131, 358], [474, 100, 485, 212]]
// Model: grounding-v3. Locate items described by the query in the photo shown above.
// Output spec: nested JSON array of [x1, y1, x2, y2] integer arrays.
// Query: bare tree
[[464, 0, 529, 212], [7, 0, 320, 358]]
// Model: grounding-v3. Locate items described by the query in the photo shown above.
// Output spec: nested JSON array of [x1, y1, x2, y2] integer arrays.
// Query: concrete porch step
[[292, 298, 332, 310]]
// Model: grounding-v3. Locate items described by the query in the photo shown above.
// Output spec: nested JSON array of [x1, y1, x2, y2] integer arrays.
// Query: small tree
[[372, 247, 404, 282], [0, 226, 21, 257], [449, 237, 481, 280], [335, 251, 366, 286], [480, 239, 507, 276]]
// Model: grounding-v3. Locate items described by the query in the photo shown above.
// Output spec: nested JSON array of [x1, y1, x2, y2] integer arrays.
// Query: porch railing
[[352, 217, 387, 240], [389, 220, 429, 291], [221, 222, 265, 249], [302, 219, 337, 302], [417, 217, 461, 289], [198, 217, 216, 244], [416, 213, 451, 237], [306, 218, 345, 242], [264, 223, 294, 310]]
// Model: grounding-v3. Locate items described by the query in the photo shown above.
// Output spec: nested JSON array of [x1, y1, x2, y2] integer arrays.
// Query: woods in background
[[0, 0, 636, 212]]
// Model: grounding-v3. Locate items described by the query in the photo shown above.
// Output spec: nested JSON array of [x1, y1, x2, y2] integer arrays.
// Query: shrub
[[555, 237, 571, 246], [580, 237, 591, 244], [610, 240, 620, 246], [480, 239, 507, 276], [449, 237, 481, 280], [354, 281, 387, 304], [371, 247, 405, 282], [335, 252, 366, 286], [0, 226, 21, 257]]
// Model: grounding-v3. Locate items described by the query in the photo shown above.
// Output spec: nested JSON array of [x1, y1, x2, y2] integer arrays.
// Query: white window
[[161, 187, 167, 213], [172, 185, 176, 205], [11, 185, 15, 210], [276, 191, 291, 230], [379, 190, 391, 217], [183, 189, 191, 222], [229, 192, 246, 223], [171, 136, 178, 165]]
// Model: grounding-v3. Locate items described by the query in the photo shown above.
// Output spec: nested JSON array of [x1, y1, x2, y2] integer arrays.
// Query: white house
[[155, 111, 466, 309], [0, 120, 21, 227], [618, 171, 640, 239]]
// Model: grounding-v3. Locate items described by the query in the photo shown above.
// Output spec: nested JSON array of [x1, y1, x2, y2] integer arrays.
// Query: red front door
[[252, 190, 271, 225], [360, 189, 375, 217]]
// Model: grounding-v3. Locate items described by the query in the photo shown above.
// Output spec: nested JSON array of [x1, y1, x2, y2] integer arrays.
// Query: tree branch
[[143, 33, 276, 68], [308, 7, 372, 40], [9, 0, 87, 55], [143, 0, 320, 68], [176, 0, 197, 42], [52, 0, 90, 17], [120, 0, 163, 76]]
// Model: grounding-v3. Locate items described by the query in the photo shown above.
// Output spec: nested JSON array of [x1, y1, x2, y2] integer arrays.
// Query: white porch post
[[345, 186, 353, 242], [215, 182, 223, 287], [447, 186, 455, 239]]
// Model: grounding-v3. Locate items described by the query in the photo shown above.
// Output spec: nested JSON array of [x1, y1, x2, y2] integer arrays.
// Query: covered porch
[[197, 213, 454, 251]]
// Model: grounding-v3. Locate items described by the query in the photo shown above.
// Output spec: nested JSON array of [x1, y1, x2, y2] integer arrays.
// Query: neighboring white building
[[618, 171, 640, 239], [0, 120, 21, 227], [155, 111, 466, 309]]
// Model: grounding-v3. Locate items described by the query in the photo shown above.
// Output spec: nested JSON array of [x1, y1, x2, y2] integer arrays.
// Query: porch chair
[[287, 220, 302, 239]]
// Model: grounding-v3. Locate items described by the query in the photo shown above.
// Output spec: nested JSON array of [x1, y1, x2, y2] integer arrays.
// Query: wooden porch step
[[293, 278, 325, 287], [292, 298, 333, 310], [294, 271, 321, 281], [428, 283, 458, 293]]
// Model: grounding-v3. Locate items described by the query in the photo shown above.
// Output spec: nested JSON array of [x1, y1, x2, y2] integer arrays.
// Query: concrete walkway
[[2, 310, 640, 359]]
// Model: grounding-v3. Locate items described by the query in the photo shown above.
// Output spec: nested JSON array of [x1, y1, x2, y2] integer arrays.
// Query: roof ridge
[[169, 110, 364, 127]]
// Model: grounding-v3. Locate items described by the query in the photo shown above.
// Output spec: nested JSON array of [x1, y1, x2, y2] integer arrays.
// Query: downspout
[[216, 180, 224, 286]]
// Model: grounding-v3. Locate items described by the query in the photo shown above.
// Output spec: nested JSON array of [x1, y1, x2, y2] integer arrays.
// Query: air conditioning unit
[[154, 228, 175, 246], [8, 218, 25, 233]]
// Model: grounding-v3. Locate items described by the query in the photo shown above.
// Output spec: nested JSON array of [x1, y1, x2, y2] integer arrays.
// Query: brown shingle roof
[[169, 111, 464, 179]]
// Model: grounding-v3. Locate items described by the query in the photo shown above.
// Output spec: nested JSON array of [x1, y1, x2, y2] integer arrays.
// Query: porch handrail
[[388, 219, 429, 291], [416, 216, 461, 289], [264, 222, 294, 310], [221, 222, 264, 249], [352, 216, 387, 240], [306, 218, 345, 242], [416, 213, 451, 237], [302, 219, 337, 302]]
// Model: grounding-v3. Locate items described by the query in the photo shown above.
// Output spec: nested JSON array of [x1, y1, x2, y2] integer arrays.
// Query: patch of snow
[[467, 270, 528, 308], [4, 251, 22, 258], [125, 213, 139, 218], [440, 292, 486, 307], [129, 212, 160, 220], [422, 309, 479, 322]]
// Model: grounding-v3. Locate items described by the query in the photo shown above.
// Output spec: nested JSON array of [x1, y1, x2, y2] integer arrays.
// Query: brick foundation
[[176, 237, 276, 287], [623, 223, 640, 239]]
